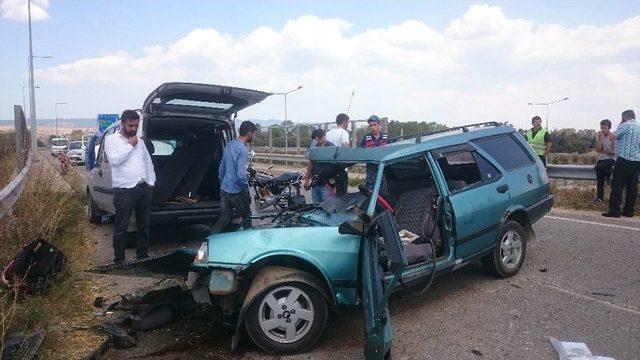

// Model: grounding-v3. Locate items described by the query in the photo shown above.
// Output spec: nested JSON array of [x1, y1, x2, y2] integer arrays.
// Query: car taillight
[[195, 242, 208, 263]]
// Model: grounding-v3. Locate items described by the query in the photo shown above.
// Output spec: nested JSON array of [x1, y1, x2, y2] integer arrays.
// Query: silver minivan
[[86, 82, 270, 226]]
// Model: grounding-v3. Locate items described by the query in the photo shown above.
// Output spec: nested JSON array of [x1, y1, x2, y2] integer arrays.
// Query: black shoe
[[622, 212, 634, 218], [602, 211, 621, 218], [136, 255, 149, 261], [114, 260, 125, 265]]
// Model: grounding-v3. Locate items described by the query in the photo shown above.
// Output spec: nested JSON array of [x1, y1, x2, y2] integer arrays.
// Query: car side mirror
[[338, 220, 365, 235]]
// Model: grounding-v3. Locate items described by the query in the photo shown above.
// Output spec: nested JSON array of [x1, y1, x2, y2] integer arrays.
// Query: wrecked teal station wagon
[[104, 122, 553, 359]]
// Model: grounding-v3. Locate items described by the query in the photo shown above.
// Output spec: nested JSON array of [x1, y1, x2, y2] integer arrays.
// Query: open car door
[[360, 211, 408, 359]]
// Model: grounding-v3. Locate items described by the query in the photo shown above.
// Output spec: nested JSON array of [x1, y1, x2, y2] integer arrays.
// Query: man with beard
[[211, 121, 256, 234], [104, 110, 156, 264]]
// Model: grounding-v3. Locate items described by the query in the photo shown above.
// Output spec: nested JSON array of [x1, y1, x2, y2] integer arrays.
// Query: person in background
[[210, 121, 256, 233], [594, 119, 616, 203], [324, 113, 351, 195], [603, 110, 640, 218], [359, 115, 389, 189], [103, 110, 156, 264], [524, 116, 552, 167], [303, 129, 334, 205]]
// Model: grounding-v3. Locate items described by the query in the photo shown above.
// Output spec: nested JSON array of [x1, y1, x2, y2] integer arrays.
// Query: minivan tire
[[482, 221, 526, 278], [88, 192, 101, 224], [245, 281, 328, 355]]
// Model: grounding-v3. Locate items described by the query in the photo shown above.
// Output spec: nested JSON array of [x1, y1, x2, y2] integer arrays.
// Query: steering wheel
[[358, 185, 395, 213]]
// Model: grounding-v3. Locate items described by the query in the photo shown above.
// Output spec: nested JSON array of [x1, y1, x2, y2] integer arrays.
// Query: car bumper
[[150, 207, 222, 225], [526, 195, 554, 224]]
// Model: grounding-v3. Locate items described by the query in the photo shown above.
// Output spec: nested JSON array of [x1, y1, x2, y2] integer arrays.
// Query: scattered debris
[[549, 337, 615, 360], [539, 268, 548, 273], [591, 289, 616, 297], [93, 296, 105, 308], [509, 283, 523, 289], [105, 323, 137, 349], [1, 330, 46, 360], [82, 337, 111, 360], [2, 239, 66, 294], [471, 349, 483, 357]]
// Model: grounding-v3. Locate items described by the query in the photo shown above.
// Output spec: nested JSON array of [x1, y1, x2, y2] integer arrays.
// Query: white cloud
[[1, 0, 49, 22], [34, 6, 640, 129]]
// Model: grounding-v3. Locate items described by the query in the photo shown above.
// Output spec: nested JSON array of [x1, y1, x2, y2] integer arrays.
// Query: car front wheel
[[245, 282, 328, 355], [482, 221, 526, 278]]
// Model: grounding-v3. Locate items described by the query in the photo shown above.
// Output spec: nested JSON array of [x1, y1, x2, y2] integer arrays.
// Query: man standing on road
[[359, 115, 389, 189], [524, 116, 552, 167], [211, 121, 256, 234], [303, 129, 334, 205], [104, 110, 156, 264], [324, 113, 351, 195], [603, 110, 640, 218], [594, 119, 616, 203]]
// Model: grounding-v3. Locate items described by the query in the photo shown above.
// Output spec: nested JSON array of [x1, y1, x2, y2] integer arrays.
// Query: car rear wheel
[[88, 191, 101, 223], [482, 221, 526, 278], [245, 282, 327, 355]]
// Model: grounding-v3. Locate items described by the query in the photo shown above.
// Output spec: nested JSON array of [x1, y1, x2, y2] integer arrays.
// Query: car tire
[[245, 281, 328, 355], [482, 221, 526, 278], [88, 192, 101, 224]]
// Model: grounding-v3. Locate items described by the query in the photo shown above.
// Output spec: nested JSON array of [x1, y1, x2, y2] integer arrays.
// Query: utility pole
[[27, 0, 37, 158], [527, 97, 569, 129]]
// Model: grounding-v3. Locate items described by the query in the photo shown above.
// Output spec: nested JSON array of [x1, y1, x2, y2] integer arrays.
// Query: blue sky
[[2, 0, 640, 130]]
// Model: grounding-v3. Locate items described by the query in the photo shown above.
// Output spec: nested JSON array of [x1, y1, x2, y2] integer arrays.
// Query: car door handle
[[496, 184, 509, 193], [527, 174, 533, 184]]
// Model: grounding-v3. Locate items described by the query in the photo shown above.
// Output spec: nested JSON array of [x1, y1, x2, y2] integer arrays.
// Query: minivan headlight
[[195, 242, 208, 263]]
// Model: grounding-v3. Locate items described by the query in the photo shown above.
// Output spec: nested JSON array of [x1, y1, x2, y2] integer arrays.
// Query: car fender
[[231, 265, 330, 351], [501, 205, 536, 242]]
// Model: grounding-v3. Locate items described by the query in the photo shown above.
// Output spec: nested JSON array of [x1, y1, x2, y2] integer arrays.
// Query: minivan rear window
[[473, 135, 533, 171], [162, 98, 233, 111]]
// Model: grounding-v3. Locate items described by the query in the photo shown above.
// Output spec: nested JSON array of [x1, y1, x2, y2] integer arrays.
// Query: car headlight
[[195, 242, 208, 263]]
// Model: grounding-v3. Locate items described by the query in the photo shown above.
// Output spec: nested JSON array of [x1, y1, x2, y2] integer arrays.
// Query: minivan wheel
[[245, 282, 328, 355], [88, 192, 101, 224], [482, 221, 526, 278]]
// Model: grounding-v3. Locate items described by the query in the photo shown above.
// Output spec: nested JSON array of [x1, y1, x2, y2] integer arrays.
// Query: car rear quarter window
[[473, 134, 533, 171]]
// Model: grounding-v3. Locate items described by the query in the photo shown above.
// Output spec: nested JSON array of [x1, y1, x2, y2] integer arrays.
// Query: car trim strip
[[455, 223, 499, 245]]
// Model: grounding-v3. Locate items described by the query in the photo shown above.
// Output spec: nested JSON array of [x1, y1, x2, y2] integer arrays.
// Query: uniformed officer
[[360, 115, 388, 188]]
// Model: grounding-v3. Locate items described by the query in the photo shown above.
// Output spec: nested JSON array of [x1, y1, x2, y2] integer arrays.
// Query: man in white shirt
[[324, 113, 351, 195], [104, 110, 156, 264]]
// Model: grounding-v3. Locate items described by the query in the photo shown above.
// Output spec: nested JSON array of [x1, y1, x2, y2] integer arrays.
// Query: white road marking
[[544, 215, 640, 232], [526, 276, 640, 316]]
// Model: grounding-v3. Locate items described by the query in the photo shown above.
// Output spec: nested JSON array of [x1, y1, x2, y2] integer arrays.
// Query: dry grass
[[549, 179, 629, 214], [0, 160, 104, 358]]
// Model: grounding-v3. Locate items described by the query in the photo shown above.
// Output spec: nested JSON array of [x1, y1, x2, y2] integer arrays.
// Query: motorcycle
[[247, 151, 305, 211]]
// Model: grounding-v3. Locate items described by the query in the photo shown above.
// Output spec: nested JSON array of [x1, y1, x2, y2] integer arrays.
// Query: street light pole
[[55, 102, 68, 136], [527, 97, 569, 129], [22, 85, 40, 115], [273, 86, 303, 155], [26, 0, 53, 159]]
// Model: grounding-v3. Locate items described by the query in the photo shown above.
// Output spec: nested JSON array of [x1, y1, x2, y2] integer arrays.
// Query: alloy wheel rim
[[500, 230, 522, 270], [258, 285, 315, 344]]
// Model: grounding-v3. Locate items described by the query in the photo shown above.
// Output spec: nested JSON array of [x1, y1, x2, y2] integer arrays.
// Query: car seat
[[394, 187, 442, 263]]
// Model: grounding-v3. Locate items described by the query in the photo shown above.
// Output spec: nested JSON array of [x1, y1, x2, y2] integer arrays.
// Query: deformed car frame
[[98, 122, 553, 359]]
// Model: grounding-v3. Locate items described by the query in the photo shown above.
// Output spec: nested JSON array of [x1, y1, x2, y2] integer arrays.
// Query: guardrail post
[[14, 105, 23, 159], [295, 125, 300, 149], [268, 127, 273, 148]]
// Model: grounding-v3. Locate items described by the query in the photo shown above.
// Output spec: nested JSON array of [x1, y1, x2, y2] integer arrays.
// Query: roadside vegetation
[[0, 132, 19, 189], [0, 160, 103, 358]]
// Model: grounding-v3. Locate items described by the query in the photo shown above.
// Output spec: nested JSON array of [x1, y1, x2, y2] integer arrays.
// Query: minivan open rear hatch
[[142, 82, 271, 119]]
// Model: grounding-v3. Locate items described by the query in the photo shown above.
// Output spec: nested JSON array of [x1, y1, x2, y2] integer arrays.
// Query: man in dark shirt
[[303, 129, 334, 205], [210, 121, 256, 234], [524, 116, 552, 166], [360, 115, 388, 189]]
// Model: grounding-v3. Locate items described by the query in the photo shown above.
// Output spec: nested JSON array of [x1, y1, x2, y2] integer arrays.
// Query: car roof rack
[[390, 121, 503, 144]]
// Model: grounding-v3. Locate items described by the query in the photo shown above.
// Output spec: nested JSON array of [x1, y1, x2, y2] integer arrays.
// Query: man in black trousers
[[104, 110, 156, 264]]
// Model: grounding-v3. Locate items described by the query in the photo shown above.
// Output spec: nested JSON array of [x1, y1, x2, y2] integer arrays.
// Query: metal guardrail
[[253, 152, 602, 181], [0, 151, 32, 219], [546, 164, 596, 181]]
